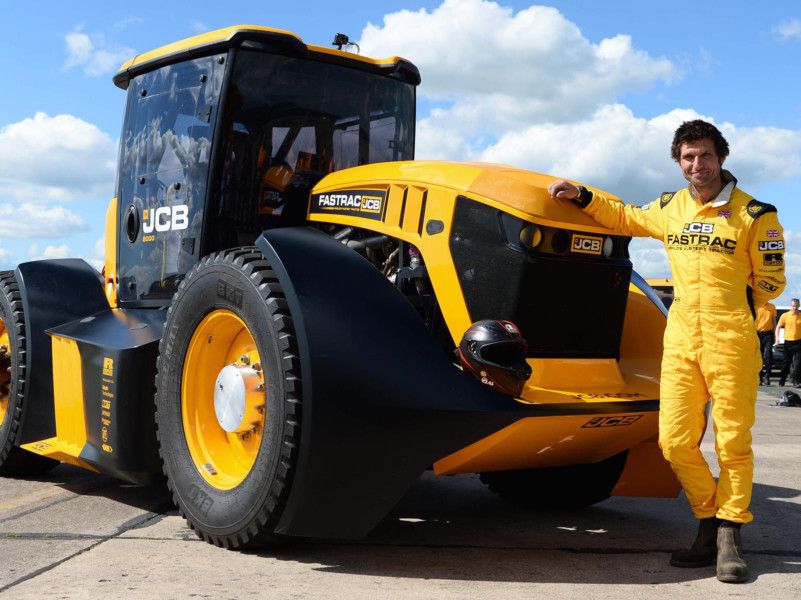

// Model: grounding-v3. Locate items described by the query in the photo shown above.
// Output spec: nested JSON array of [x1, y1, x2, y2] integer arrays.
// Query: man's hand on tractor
[[547, 179, 580, 201]]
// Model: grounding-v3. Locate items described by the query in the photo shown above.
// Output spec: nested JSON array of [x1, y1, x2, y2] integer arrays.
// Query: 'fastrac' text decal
[[309, 189, 387, 221]]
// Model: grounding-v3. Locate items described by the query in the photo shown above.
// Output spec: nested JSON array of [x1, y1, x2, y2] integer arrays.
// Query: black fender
[[256, 228, 528, 539], [47, 307, 166, 483], [14, 260, 109, 443]]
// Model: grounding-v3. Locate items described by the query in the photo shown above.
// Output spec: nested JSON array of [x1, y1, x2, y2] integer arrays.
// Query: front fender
[[256, 227, 524, 539]]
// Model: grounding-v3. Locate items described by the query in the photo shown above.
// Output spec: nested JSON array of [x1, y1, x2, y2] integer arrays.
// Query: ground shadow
[[262, 473, 801, 585], [4, 463, 172, 516]]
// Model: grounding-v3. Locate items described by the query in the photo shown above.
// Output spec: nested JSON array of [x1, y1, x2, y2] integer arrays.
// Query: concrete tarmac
[[0, 386, 799, 599]]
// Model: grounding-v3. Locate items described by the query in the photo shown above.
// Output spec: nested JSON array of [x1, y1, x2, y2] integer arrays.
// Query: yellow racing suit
[[574, 172, 785, 523]]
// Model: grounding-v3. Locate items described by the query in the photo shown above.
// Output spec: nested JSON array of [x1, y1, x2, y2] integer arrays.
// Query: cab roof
[[113, 25, 420, 89]]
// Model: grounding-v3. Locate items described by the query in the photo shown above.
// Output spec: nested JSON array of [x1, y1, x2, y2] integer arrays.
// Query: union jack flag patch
[[767, 229, 780, 238], [717, 210, 732, 219]]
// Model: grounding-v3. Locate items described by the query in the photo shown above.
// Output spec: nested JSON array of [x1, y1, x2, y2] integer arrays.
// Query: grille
[[449, 196, 632, 359]]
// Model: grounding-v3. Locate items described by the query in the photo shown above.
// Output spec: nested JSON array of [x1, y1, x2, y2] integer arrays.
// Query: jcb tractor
[[0, 26, 678, 548]]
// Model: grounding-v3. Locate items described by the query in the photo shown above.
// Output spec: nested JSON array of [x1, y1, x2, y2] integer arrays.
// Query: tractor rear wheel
[[0, 271, 58, 475], [155, 248, 302, 549], [480, 451, 628, 509]]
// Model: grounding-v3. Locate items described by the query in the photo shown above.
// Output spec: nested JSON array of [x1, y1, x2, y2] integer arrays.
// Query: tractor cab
[[111, 26, 418, 306]]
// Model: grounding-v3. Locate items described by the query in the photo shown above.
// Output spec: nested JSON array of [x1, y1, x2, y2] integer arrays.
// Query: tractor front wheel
[[155, 248, 302, 548]]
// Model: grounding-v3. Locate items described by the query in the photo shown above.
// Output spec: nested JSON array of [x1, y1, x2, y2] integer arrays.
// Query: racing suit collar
[[689, 169, 737, 207]]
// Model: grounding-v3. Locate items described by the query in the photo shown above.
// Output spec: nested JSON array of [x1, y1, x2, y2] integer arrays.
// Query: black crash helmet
[[456, 319, 532, 397], [778, 390, 801, 407]]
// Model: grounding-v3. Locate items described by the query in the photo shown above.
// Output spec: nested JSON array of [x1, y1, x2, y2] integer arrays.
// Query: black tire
[[155, 248, 302, 549], [480, 451, 628, 509], [0, 271, 59, 476]]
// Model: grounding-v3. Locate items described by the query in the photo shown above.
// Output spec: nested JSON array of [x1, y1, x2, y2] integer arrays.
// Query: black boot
[[717, 521, 748, 583], [670, 517, 719, 567]]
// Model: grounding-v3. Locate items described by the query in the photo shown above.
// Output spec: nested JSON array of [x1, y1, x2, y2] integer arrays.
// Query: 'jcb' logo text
[[683, 222, 714, 234], [571, 234, 603, 255], [758, 240, 784, 251], [142, 205, 189, 234], [582, 415, 642, 428]]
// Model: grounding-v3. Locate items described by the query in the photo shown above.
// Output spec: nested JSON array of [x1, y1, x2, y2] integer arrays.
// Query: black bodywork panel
[[449, 197, 633, 359], [14, 259, 164, 483], [255, 227, 657, 539], [15, 260, 109, 443], [48, 309, 166, 484]]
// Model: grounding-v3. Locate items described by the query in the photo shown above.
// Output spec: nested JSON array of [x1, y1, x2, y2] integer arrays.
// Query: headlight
[[519, 224, 543, 249], [603, 237, 614, 257]]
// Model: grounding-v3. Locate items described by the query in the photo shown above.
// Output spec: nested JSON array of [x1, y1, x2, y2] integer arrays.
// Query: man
[[756, 302, 777, 385], [775, 298, 801, 387], [548, 120, 786, 583]]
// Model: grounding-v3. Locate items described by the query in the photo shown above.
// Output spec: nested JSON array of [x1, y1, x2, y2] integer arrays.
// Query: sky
[[0, 0, 799, 304]]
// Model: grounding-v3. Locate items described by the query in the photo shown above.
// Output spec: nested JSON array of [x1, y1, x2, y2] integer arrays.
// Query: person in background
[[756, 302, 777, 385], [775, 298, 801, 387]]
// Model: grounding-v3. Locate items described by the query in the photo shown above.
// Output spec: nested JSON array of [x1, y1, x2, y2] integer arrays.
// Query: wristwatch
[[573, 185, 593, 208]]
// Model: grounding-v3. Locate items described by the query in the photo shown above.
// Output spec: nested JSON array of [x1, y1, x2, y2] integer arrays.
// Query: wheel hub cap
[[214, 364, 263, 433]]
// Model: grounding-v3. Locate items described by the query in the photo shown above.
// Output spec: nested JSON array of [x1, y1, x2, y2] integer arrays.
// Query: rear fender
[[14, 260, 109, 443]]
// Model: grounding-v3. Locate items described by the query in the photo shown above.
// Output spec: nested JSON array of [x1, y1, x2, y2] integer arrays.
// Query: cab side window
[[117, 55, 224, 303]]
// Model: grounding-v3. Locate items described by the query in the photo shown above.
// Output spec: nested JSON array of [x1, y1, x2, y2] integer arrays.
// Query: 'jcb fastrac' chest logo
[[142, 205, 189, 234], [571, 234, 603, 255], [683, 222, 714, 234]]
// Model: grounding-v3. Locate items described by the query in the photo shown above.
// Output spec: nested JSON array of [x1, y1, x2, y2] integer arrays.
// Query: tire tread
[[0, 270, 58, 475], [154, 247, 302, 549]]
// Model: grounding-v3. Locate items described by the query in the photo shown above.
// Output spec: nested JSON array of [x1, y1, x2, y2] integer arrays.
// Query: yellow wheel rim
[[0, 318, 10, 426], [181, 309, 266, 490]]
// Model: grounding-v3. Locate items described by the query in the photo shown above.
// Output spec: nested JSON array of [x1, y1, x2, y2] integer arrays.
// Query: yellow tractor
[[0, 26, 678, 548]]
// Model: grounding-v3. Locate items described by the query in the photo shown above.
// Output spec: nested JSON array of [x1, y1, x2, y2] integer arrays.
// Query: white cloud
[[88, 235, 106, 271], [0, 203, 86, 238], [64, 28, 134, 77], [629, 238, 670, 278], [783, 230, 801, 277], [0, 240, 13, 262], [191, 20, 210, 34], [110, 17, 143, 33], [0, 112, 117, 202], [27, 243, 71, 260], [479, 105, 801, 201], [359, 0, 677, 135], [773, 18, 801, 41], [360, 1, 801, 205]]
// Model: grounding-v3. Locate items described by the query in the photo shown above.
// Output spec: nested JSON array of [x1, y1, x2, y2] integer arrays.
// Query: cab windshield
[[208, 49, 416, 250]]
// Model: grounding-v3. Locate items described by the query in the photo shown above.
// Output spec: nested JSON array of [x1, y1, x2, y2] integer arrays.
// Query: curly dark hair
[[670, 120, 729, 161]]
